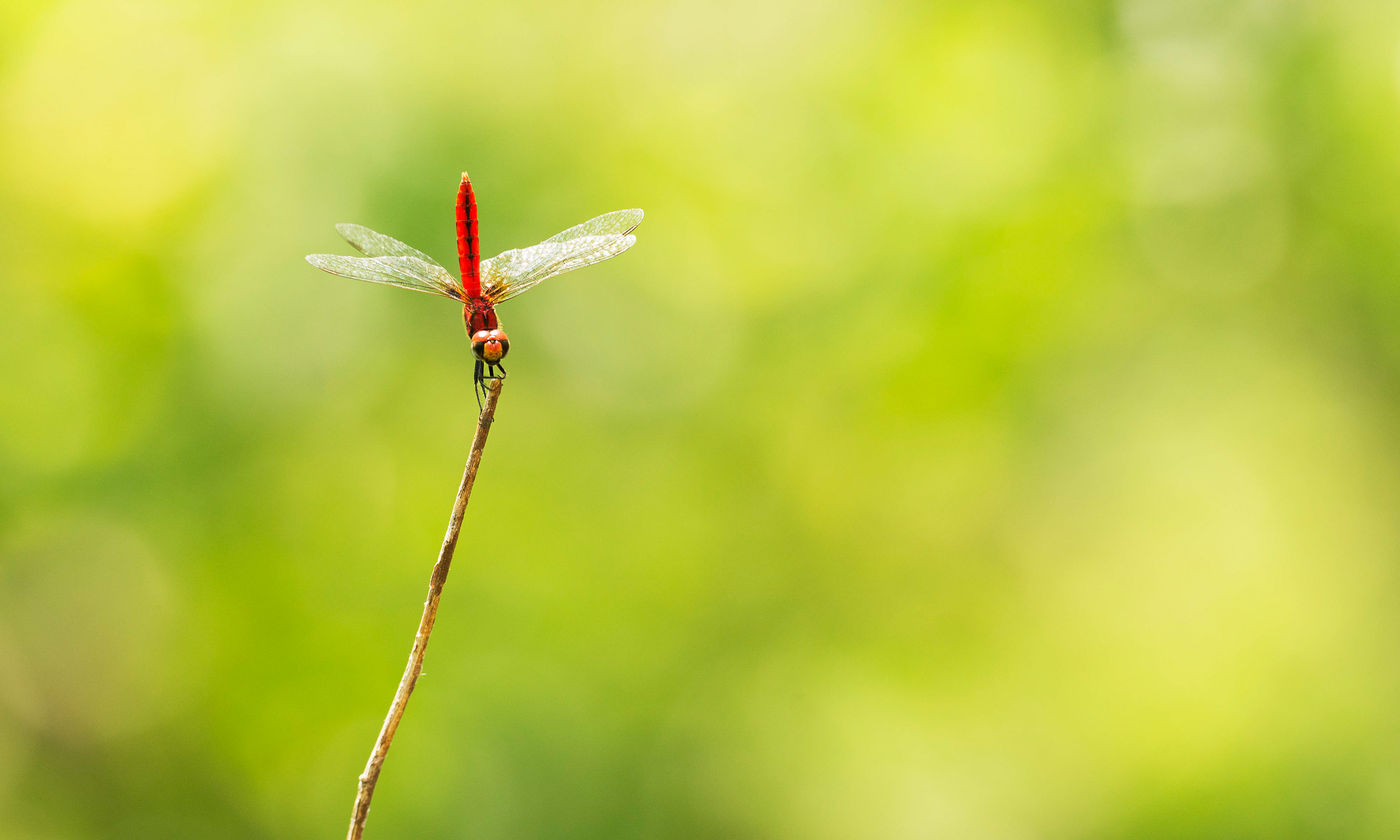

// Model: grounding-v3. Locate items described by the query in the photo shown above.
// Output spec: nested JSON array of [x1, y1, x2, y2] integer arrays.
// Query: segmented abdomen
[[455, 172, 481, 298]]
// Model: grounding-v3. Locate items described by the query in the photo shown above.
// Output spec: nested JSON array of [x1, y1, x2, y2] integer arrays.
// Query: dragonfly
[[307, 172, 643, 404]]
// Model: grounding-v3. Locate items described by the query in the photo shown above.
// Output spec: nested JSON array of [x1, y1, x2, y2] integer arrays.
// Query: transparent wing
[[335, 223, 447, 268], [305, 253, 464, 300], [479, 209, 643, 305], [541, 209, 644, 243], [481, 234, 637, 305]]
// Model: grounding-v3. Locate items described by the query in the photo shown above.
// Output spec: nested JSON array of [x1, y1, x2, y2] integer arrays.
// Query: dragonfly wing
[[541, 209, 644, 243], [385, 255, 464, 299], [306, 253, 464, 300], [482, 233, 637, 305], [336, 223, 446, 268]]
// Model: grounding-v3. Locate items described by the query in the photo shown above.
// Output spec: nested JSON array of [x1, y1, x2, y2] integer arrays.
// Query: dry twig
[[347, 377, 504, 840]]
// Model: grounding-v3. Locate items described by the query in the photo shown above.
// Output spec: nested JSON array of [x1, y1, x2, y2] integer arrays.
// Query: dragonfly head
[[471, 329, 510, 364]]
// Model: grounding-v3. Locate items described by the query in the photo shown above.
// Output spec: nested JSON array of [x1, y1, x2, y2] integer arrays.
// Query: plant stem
[[347, 377, 504, 840]]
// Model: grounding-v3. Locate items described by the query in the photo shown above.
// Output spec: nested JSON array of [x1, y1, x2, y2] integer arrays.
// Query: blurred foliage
[[4, 0, 1400, 837]]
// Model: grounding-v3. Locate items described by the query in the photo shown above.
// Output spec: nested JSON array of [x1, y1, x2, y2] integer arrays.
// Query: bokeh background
[[4, 0, 1400, 837]]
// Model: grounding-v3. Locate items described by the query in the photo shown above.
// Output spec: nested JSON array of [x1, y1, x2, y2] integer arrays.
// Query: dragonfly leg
[[473, 359, 485, 409]]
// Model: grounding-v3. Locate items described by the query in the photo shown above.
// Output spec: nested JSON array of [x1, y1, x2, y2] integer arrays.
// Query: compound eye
[[470, 330, 489, 360]]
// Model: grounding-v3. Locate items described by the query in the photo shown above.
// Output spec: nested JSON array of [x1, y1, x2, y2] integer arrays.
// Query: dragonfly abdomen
[[455, 173, 481, 297]]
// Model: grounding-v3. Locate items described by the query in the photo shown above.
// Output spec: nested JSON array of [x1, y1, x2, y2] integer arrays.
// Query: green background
[[4, 0, 1400, 837]]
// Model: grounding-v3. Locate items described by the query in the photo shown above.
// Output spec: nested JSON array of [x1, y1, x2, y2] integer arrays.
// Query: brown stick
[[347, 377, 504, 840]]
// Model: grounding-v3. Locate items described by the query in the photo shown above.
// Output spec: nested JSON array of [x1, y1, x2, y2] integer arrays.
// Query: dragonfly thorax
[[464, 303, 499, 335]]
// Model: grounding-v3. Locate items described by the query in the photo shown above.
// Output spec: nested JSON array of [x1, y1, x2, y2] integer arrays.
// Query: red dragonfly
[[307, 172, 643, 403]]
